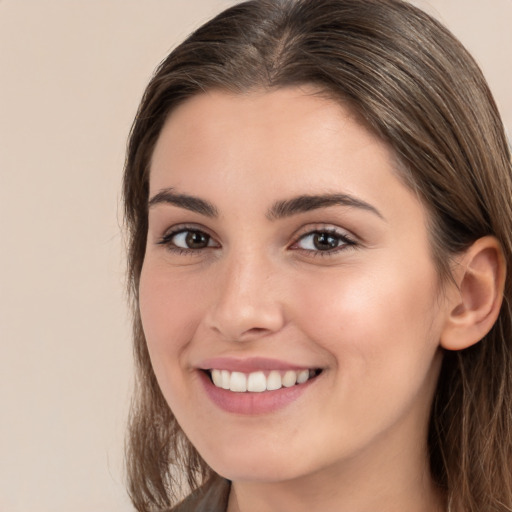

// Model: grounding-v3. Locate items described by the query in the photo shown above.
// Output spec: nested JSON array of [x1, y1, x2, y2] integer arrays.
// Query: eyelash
[[157, 225, 357, 257], [157, 225, 218, 256], [291, 228, 357, 257]]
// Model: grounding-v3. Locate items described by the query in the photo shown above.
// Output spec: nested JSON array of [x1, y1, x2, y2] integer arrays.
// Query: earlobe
[[440, 236, 506, 351]]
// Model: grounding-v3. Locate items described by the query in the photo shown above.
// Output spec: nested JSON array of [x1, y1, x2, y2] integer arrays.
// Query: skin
[[139, 87, 450, 512]]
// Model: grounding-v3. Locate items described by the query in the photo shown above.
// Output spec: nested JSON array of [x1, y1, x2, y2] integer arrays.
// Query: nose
[[204, 250, 286, 343]]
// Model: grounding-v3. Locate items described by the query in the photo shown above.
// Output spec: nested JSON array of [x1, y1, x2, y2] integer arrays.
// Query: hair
[[123, 0, 512, 510]]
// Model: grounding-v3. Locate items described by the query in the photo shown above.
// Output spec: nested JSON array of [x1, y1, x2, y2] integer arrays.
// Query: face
[[139, 87, 447, 485]]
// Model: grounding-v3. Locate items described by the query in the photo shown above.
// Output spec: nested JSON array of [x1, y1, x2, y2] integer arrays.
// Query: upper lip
[[197, 356, 318, 373]]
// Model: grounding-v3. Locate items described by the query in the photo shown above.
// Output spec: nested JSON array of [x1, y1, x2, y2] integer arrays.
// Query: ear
[[440, 236, 506, 351]]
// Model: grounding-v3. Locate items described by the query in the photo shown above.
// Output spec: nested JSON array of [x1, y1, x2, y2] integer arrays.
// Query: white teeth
[[229, 371, 247, 392], [266, 370, 282, 391], [247, 371, 266, 392], [209, 368, 318, 392], [211, 369, 222, 387], [221, 370, 230, 390], [297, 369, 309, 384], [282, 370, 297, 387]]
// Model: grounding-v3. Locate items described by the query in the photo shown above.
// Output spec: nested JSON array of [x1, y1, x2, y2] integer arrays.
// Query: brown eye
[[184, 230, 211, 249], [160, 229, 217, 250], [312, 232, 339, 250], [294, 229, 356, 253]]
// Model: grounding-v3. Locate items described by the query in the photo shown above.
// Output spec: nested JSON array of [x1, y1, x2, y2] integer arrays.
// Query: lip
[[198, 356, 313, 373], [197, 359, 321, 415]]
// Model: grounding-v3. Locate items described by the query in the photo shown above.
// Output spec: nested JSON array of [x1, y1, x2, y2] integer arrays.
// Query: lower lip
[[198, 371, 316, 415]]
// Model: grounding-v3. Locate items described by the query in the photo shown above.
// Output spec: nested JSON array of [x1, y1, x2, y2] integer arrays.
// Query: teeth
[[266, 370, 282, 391], [282, 370, 297, 388], [247, 371, 266, 392], [209, 368, 318, 392], [297, 369, 309, 384], [221, 370, 230, 389], [211, 369, 222, 387], [230, 371, 247, 392]]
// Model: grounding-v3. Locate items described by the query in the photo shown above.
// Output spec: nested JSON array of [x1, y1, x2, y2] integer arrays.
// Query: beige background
[[0, 1, 510, 511]]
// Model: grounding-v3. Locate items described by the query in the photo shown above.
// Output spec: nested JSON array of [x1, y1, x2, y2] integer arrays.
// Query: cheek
[[290, 259, 442, 374], [290, 263, 443, 440], [138, 261, 218, 425], [138, 261, 207, 378]]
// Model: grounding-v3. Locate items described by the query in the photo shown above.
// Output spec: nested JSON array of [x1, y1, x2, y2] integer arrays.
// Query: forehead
[[150, 87, 396, 193]]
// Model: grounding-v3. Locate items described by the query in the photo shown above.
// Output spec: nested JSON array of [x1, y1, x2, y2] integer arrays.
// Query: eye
[[292, 229, 356, 253], [173, 230, 212, 249], [158, 227, 219, 252]]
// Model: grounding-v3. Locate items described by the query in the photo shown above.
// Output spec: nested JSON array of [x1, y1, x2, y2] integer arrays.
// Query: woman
[[123, 0, 512, 510]]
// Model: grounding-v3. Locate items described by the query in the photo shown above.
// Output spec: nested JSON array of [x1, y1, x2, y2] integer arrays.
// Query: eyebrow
[[148, 188, 218, 217], [148, 188, 383, 221], [266, 194, 384, 220]]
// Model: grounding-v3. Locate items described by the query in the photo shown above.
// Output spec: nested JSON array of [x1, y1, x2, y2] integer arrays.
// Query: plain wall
[[0, 1, 510, 511]]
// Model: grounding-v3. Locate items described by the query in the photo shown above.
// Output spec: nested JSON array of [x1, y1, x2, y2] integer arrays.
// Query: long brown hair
[[123, 0, 512, 510]]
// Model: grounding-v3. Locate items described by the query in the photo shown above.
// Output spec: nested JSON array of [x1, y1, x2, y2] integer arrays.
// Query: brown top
[[171, 477, 230, 512]]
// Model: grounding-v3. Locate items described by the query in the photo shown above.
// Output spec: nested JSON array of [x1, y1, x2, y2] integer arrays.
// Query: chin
[[202, 446, 313, 483]]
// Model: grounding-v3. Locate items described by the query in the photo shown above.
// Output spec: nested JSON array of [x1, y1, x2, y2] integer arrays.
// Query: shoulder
[[171, 477, 230, 512]]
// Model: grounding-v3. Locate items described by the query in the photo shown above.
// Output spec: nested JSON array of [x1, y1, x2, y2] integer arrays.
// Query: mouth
[[205, 368, 323, 393]]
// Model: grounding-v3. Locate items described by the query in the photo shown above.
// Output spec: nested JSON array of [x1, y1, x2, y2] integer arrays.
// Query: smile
[[208, 368, 321, 392]]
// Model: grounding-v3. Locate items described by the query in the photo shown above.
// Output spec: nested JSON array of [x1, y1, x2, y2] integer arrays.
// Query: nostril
[[247, 328, 267, 334], [236, 327, 272, 342]]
